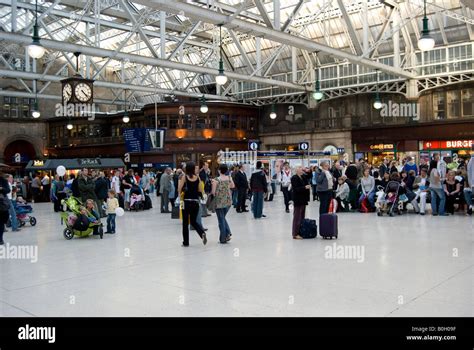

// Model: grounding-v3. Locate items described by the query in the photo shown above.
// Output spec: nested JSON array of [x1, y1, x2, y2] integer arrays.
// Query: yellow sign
[[33, 160, 44, 167], [370, 144, 394, 151]]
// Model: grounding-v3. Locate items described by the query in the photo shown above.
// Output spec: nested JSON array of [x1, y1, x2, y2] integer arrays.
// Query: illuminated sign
[[33, 160, 44, 167], [422, 140, 473, 150], [369, 144, 394, 151]]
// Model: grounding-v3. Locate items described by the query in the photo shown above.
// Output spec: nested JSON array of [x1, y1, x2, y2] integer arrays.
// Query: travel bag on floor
[[171, 205, 180, 219], [319, 214, 338, 239], [299, 219, 317, 239], [144, 194, 152, 210]]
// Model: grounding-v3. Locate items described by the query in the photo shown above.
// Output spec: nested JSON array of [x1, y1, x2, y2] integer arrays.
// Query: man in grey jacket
[[159, 168, 172, 213]]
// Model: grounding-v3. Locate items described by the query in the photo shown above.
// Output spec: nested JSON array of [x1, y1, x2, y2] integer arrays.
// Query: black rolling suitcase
[[319, 213, 338, 239]]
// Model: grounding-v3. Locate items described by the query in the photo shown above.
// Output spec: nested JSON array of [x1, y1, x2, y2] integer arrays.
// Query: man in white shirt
[[279, 162, 292, 213], [111, 171, 121, 194], [41, 173, 51, 202]]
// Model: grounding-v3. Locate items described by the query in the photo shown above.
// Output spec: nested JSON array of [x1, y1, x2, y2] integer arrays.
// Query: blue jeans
[[9, 200, 19, 230], [430, 188, 446, 215], [216, 206, 231, 243], [252, 191, 264, 218], [359, 190, 375, 208], [107, 214, 116, 232], [464, 189, 473, 207], [232, 189, 238, 207]]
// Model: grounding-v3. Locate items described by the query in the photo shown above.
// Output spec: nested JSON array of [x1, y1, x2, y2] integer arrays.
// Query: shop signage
[[33, 160, 44, 167], [78, 158, 101, 166], [369, 144, 394, 151], [337, 148, 345, 154], [422, 140, 473, 150]]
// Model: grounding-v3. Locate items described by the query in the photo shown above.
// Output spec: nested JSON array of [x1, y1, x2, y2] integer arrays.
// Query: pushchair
[[375, 181, 404, 216], [129, 186, 145, 211], [15, 201, 37, 227], [60, 196, 103, 240]]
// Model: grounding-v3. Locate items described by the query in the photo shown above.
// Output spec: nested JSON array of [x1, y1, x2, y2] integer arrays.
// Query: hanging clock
[[61, 75, 94, 105]]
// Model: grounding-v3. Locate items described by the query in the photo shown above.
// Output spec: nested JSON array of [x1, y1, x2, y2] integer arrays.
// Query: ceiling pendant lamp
[[122, 89, 130, 123], [418, 0, 435, 52], [312, 64, 323, 101], [200, 95, 208, 113], [215, 24, 228, 85], [373, 70, 382, 110], [32, 79, 41, 118], [269, 104, 277, 119], [28, 0, 45, 59]]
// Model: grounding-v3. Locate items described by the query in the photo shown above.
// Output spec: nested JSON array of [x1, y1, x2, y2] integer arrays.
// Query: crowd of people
[[0, 151, 472, 246]]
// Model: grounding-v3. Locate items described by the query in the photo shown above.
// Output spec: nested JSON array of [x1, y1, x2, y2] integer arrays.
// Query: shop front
[[419, 139, 474, 163], [25, 158, 126, 176], [353, 143, 397, 164]]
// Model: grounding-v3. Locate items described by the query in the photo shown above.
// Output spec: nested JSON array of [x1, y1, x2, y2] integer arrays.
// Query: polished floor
[[0, 194, 472, 317]]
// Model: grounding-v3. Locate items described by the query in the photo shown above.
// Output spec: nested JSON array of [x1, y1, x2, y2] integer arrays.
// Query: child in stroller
[[14, 196, 36, 226], [60, 197, 103, 240], [129, 185, 144, 211], [376, 172, 418, 216]]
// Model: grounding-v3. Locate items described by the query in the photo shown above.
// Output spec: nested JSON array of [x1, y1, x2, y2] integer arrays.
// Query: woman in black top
[[291, 166, 311, 239], [0, 172, 11, 245], [443, 170, 461, 215], [178, 162, 207, 247]]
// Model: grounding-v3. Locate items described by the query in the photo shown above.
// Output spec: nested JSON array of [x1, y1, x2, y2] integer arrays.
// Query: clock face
[[63, 83, 72, 102], [74, 82, 92, 102]]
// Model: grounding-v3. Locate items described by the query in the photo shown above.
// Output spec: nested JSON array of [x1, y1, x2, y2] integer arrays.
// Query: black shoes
[[202, 233, 207, 245], [0, 240, 4, 245], [467, 207, 473, 216], [285, 209, 290, 213]]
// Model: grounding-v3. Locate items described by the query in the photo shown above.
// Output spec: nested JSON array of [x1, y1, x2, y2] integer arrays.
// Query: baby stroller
[[375, 182, 404, 217], [60, 196, 103, 240], [15, 201, 37, 227], [129, 186, 144, 211]]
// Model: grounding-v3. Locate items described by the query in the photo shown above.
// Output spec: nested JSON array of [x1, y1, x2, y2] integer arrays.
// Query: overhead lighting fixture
[[312, 80, 324, 101], [200, 95, 208, 113], [373, 92, 383, 110], [269, 104, 277, 119], [215, 24, 228, 85], [28, 0, 45, 59], [123, 89, 130, 123], [418, 0, 435, 52], [32, 79, 40, 118], [67, 123, 73, 130], [32, 106, 41, 119], [122, 112, 130, 123], [373, 70, 382, 110]]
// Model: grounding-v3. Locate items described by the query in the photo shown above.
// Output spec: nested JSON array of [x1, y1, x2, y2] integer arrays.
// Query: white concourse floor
[[0, 194, 472, 317]]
